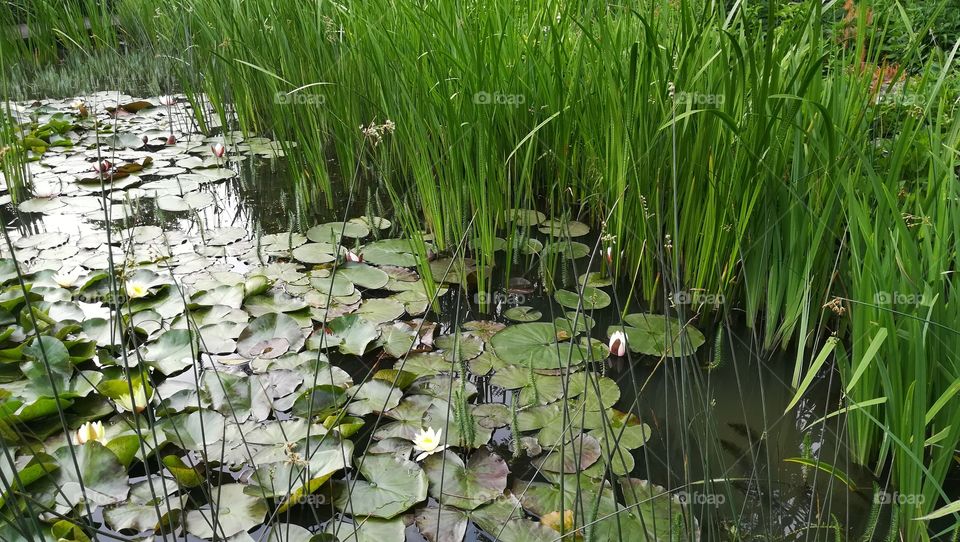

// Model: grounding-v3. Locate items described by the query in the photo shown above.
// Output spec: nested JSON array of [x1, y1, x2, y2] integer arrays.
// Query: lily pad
[[237, 313, 306, 359], [490, 323, 587, 369], [607, 313, 705, 357], [554, 286, 610, 310], [292, 242, 340, 264], [307, 221, 370, 243], [309, 315, 380, 355], [503, 306, 542, 322], [332, 454, 428, 519], [185, 483, 268, 539], [423, 449, 508, 509]]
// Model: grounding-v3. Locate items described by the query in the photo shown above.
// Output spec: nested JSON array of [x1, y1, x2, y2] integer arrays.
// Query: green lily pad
[[324, 517, 405, 542], [337, 263, 389, 289], [307, 221, 370, 243], [361, 239, 429, 267], [292, 242, 340, 264], [237, 313, 305, 359], [309, 315, 380, 355], [141, 328, 198, 375], [554, 286, 610, 310], [538, 433, 602, 473], [51, 441, 129, 510], [354, 298, 405, 324], [538, 219, 590, 237], [185, 483, 268, 539], [579, 271, 613, 288], [423, 449, 508, 510], [435, 333, 484, 362], [503, 306, 542, 322], [490, 323, 586, 369], [607, 313, 705, 357], [332, 454, 428, 519], [505, 208, 546, 226]]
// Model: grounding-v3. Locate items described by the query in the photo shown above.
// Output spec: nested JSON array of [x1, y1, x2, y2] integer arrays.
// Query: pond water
[[0, 94, 884, 541]]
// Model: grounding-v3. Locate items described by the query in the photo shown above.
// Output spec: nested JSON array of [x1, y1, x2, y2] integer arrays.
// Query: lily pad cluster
[[0, 98, 705, 541], [1, 93, 286, 220]]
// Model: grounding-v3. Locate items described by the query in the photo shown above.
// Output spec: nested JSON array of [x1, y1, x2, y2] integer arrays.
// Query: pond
[[0, 94, 882, 541]]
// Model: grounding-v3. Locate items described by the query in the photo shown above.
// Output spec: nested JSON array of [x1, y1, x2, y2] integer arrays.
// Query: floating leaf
[[490, 323, 586, 369], [141, 328, 198, 375], [423, 449, 508, 510], [307, 221, 370, 243], [185, 483, 268, 538], [503, 306, 542, 322], [332, 454, 428, 518], [237, 313, 305, 359], [554, 286, 610, 310], [607, 313, 705, 357]]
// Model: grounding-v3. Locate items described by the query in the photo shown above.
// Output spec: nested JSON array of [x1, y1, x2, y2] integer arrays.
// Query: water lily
[[211, 142, 226, 158], [32, 179, 61, 198], [166, 134, 177, 145], [125, 279, 151, 299], [69, 99, 85, 110], [345, 250, 363, 263], [75, 421, 106, 445], [541, 510, 577, 536], [608, 330, 627, 357], [116, 386, 150, 414], [93, 160, 112, 174], [412, 427, 449, 461], [159, 95, 176, 106], [54, 267, 84, 288]]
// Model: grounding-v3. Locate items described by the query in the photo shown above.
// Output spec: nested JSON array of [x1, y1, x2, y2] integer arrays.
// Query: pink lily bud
[[345, 250, 363, 263], [211, 143, 226, 158], [93, 160, 112, 174], [166, 135, 177, 145], [608, 330, 627, 357]]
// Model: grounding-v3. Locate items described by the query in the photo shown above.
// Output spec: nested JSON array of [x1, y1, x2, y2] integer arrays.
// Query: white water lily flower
[[116, 386, 150, 414], [608, 330, 627, 357], [32, 179, 61, 198], [412, 427, 449, 462], [125, 279, 151, 299], [75, 421, 106, 445], [53, 267, 84, 288], [159, 95, 176, 106]]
